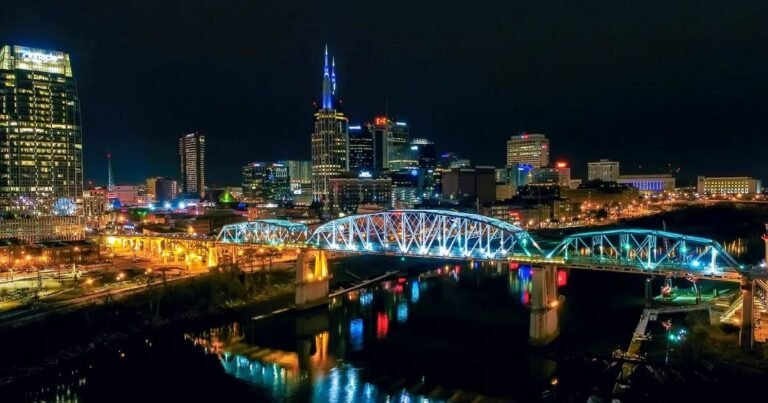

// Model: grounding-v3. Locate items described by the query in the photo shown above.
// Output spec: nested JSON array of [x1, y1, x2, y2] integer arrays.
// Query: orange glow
[[556, 162, 567, 168], [374, 116, 387, 125]]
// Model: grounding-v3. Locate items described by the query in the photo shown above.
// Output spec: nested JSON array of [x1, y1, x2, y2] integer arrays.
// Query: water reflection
[[182, 262, 541, 401]]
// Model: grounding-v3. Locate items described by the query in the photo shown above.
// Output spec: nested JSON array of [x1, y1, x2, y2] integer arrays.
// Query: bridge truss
[[546, 229, 743, 278], [307, 209, 542, 259], [217, 219, 309, 246]]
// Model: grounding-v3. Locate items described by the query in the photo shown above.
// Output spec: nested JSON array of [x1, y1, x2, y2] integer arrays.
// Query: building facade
[[311, 46, 348, 200], [441, 166, 496, 204], [179, 132, 206, 197], [696, 176, 761, 195], [281, 160, 312, 206], [617, 174, 675, 194], [506, 133, 549, 168], [242, 162, 290, 202], [348, 124, 373, 173], [587, 159, 620, 182], [328, 176, 392, 214], [0, 45, 84, 215], [368, 117, 411, 172]]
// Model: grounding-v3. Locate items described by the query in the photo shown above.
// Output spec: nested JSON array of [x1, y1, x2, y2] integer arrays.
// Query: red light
[[397, 277, 406, 284], [522, 290, 530, 304], [375, 116, 387, 126], [393, 284, 404, 293], [508, 262, 519, 270], [557, 269, 567, 286], [376, 312, 389, 339]]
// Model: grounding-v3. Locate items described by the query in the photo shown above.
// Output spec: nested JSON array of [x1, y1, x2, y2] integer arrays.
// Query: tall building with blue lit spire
[[311, 45, 349, 201]]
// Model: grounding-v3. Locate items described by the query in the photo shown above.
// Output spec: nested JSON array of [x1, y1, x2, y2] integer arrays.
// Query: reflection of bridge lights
[[691, 260, 701, 268], [349, 319, 364, 351], [411, 281, 420, 303], [396, 302, 408, 323], [360, 292, 373, 306]]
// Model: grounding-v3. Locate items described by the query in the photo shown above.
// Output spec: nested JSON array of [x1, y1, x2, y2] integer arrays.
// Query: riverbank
[[0, 267, 296, 388]]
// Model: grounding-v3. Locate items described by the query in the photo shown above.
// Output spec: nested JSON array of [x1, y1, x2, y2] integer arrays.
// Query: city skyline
[[1, 1, 766, 186]]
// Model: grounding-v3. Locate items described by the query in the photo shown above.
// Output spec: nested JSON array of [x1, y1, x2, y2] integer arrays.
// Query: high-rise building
[[329, 174, 392, 214], [311, 46, 348, 200], [368, 117, 410, 172], [506, 133, 549, 168], [281, 160, 312, 205], [146, 177, 178, 202], [554, 162, 571, 187], [587, 159, 620, 182], [242, 162, 290, 202], [179, 132, 206, 197], [0, 45, 84, 214], [441, 166, 496, 205], [410, 138, 436, 169], [348, 124, 373, 173]]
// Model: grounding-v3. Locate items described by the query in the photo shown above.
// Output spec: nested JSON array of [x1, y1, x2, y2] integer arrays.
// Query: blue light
[[691, 260, 701, 268], [360, 292, 373, 306], [179, 202, 186, 209], [349, 125, 361, 130], [410, 281, 420, 303], [396, 302, 409, 323], [349, 319, 364, 351], [410, 169, 418, 177], [163, 202, 171, 209], [395, 121, 407, 126]]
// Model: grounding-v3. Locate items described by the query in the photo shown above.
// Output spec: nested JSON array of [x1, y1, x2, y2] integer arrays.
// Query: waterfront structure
[[0, 45, 84, 215], [242, 162, 290, 202], [618, 174, 675, 194], [311, 46, 348, 200], [348, 124, 373, 173], [587, 159, 620, 182], [328, 174, 392, 213], [696, 176, 761, 195], [441, 166, 496, 204], [506, 133, 549, 168], [179, 132, 206, 197]]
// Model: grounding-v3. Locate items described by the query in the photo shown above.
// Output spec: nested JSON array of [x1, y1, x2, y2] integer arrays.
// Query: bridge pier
[[295, 250, 330, 310], [644, 277, 653, 308], [530, 266, 560, 346], [739, 276, 754, 350]]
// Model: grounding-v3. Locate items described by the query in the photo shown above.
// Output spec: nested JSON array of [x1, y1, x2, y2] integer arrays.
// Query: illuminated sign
[[410, 145, 418, 150], [556, 162, 567, 168], [359, 171, 372, 178], [375, 116, 388, 126], [349, 125, 361, 130], [411, 169, 418, 177], [17, 48, 61, 62], [395, 122, 407, 127]]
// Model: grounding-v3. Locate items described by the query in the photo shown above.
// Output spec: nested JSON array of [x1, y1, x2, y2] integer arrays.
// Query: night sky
[[1, 0, 767, 187]]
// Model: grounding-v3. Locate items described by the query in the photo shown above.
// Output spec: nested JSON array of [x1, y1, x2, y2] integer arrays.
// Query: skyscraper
[[348, 125, 373, 173], [368, 117, 410, 172], [179, 132, 206, 197], [0, 45, 84, 214], [311, 46, 348, 201], [506, 133, 549, 168]]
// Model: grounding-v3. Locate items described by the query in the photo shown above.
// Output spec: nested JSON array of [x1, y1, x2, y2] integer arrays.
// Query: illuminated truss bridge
[[218, 219, 309, 246], [215, 210, 750, 280]]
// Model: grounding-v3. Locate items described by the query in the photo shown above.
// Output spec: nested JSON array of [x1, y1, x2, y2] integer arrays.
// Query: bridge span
[[107, 209, 765, 347]]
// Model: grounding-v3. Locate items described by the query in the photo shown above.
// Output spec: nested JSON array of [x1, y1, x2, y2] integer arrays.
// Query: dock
[[613, 303, 710, 397]]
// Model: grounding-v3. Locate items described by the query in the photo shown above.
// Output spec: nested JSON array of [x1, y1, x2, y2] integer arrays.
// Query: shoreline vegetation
[[0, 266, 296, 389]]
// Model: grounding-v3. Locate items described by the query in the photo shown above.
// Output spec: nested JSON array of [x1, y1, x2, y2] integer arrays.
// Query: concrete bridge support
[[295, 250, 330, 310], [530, 266, 560, 346], [739, 276, 754, 350]]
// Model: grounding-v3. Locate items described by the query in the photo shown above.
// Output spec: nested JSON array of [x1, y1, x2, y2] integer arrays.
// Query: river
[[4, 203, 767, 402]]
